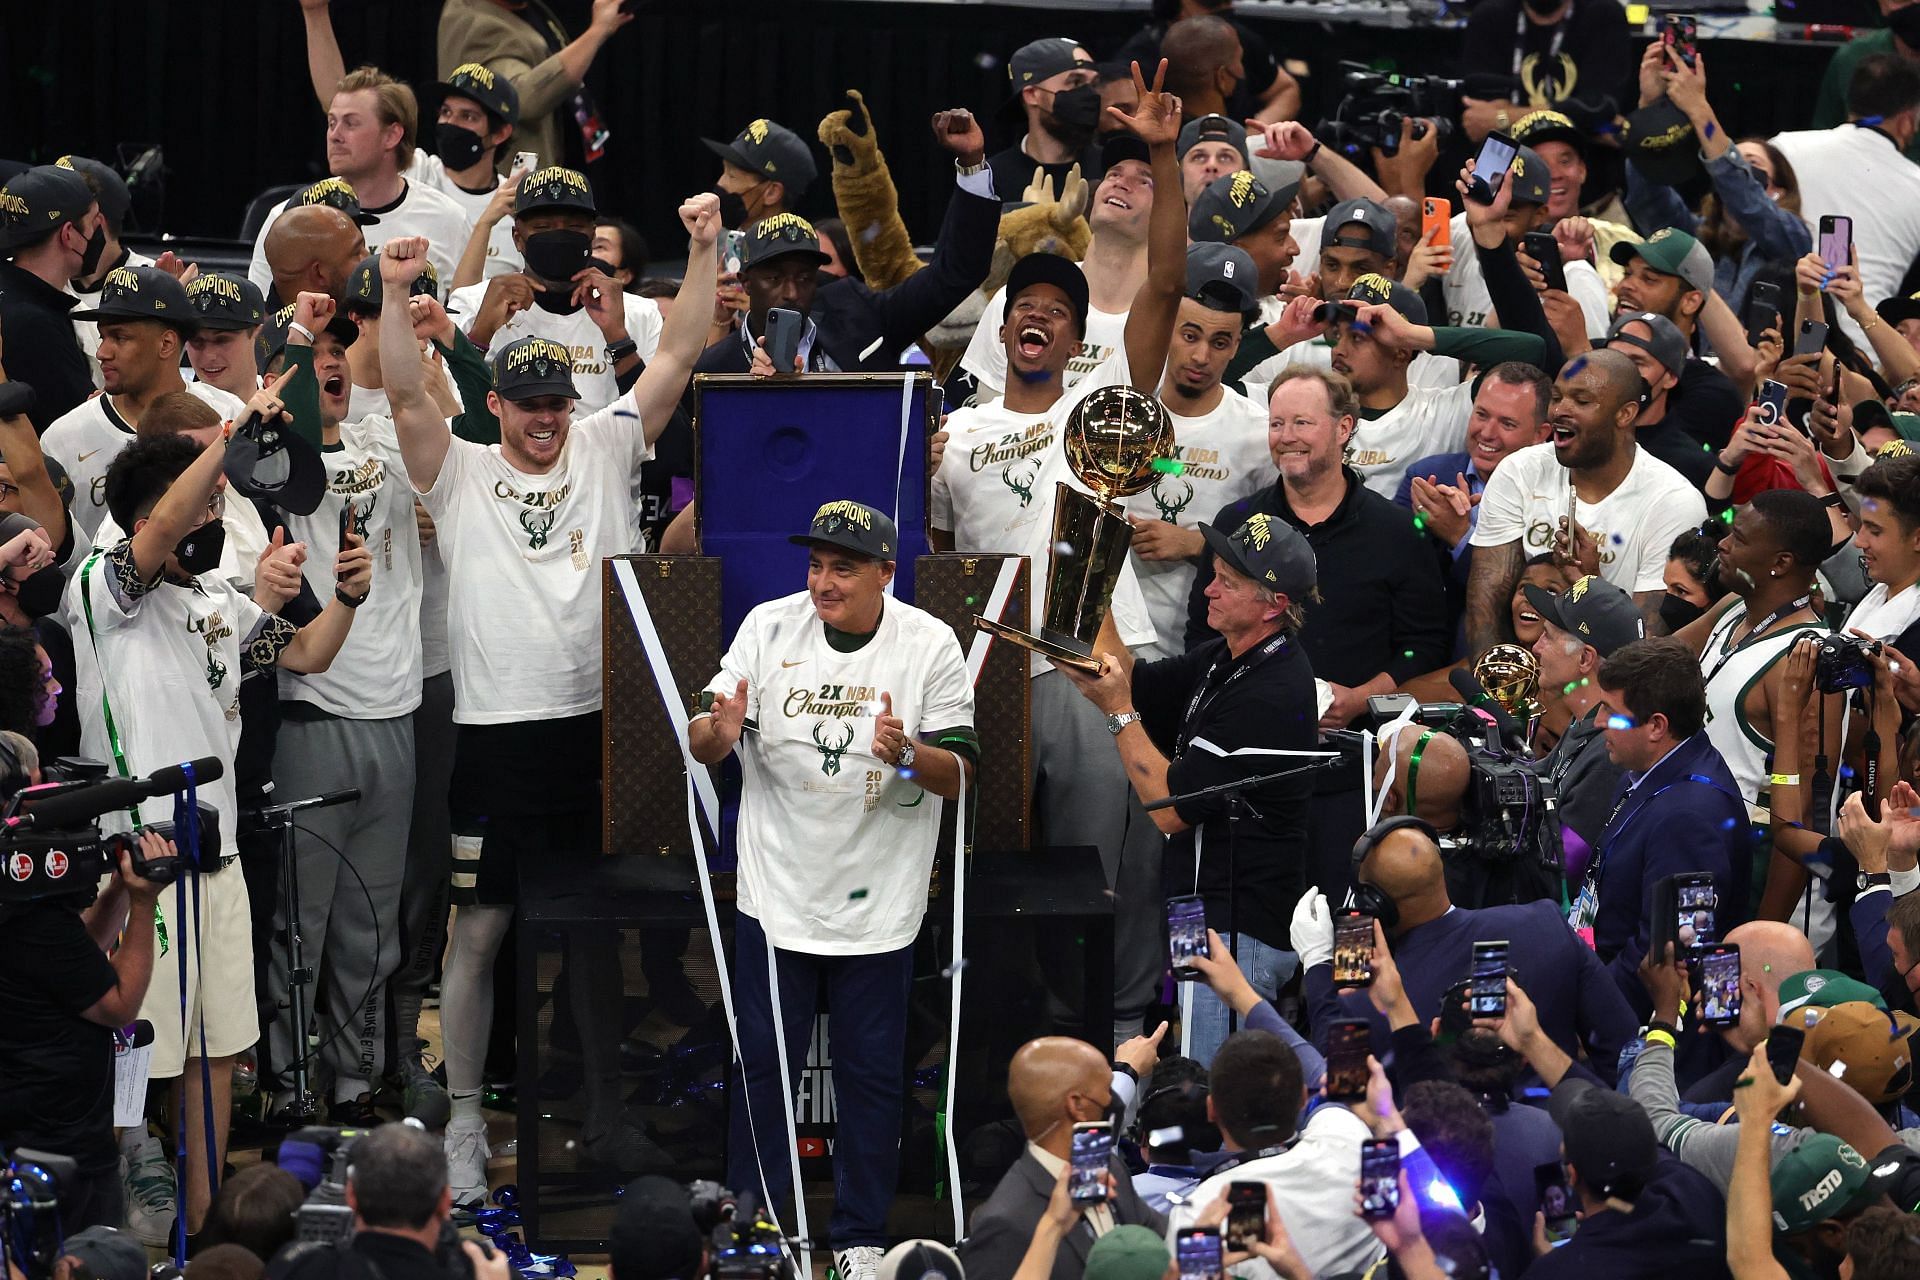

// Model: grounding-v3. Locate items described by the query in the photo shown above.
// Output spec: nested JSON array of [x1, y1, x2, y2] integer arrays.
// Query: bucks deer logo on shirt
[[1003, 457, 1041, 508], [1151, 476, 1194, 523], [206, 652, 227, 692], [520, 507, 557, 550], [812, 719, 855, 777]]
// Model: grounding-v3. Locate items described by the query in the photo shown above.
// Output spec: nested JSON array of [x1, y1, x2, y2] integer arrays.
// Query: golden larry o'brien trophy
[[972, 385, 1175, 674]]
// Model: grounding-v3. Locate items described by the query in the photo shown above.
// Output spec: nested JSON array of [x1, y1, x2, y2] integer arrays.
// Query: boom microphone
[[1448, 668, 1526, 749], [9, 757, 225, 830]]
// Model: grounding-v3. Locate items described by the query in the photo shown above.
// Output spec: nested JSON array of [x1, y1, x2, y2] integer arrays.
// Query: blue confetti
[[1566, 355, 1589, 377], [1721, 817, 1738, 830], [1610, 533, 1624, 545], [1606, 714, 1636, 730]]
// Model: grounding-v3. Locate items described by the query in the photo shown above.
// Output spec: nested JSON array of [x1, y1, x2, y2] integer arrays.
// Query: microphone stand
[[256, 788, 361, 1121], [1148, 758, 1341, 1036]]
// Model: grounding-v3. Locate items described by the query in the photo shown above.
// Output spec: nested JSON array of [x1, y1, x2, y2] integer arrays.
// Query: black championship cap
[[701, 119, 819, 198], [1511, 108, 1586, 157], [1006, 251, 1090, 335], [53, 155, 131, 232], [1178, 113, 1250, 164], [435, 62, 521, 127], [791, 499, 898, 561], [491, 335, 580, 402], [1605, 310, 1688, 379], [1623, 99, 1702, 188], [1009, 37, 1094, 89], [739, 212, 831, 271], [1102, 133, 1152, 171], [1549, 1079, 1658, 1201], [292, 177, 379, 227], [224, 407, 328, 515], [1523, 573, 1645, 657], [186, 272, 267, 332], [0, 164, 94, 253], [514, 166, 597, 218], [1186, 242, 1259, 314], [1878, 289, 1920, 328], [609, 1176, 703, 1280], [1315, 272, 1428, 326], [344, 253, 440, 315], [1188, 169, 1300, 245], [1506, 146, 1553, 206], [1200, 511, 1316, 598], [1324, 197, 1397, 259], [70, 264, 198, 335]]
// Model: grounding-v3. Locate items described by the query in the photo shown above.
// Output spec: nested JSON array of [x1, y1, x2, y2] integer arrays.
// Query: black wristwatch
[[605, 336, 638, 362], [1860, 871, 1893, 892], [336, 587, 369, 609]]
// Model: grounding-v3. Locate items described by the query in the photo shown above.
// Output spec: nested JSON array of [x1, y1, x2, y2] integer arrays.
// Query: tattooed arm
[[1465, 538, 1522, 657]]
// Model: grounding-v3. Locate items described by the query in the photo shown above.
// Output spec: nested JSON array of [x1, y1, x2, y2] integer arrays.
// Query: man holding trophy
[[929, 58, 1188, 1045]]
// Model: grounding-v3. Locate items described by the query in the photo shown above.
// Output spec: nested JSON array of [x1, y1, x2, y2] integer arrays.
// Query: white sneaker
[[834, 1246, 885, 1280], [444, 1118, 490, 1206], [121, 1127, 176, 1247]]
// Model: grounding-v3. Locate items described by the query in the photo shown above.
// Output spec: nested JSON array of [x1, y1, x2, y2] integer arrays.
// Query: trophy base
[[972, 615, 1104, 674]]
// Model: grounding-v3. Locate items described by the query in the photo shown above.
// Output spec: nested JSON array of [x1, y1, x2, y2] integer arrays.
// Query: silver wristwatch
[[1106, 711, 1142, 736], [897, 739, 917, 769]]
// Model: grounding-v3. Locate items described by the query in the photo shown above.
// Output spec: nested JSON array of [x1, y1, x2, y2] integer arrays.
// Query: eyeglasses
[[204, 492, 226, 520], [0, 482, 19, 501]]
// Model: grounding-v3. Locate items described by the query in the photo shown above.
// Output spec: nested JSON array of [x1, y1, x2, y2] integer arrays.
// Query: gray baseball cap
[[1178, 114, 1250, 164], [1008, 37, 1095, 89], [1606, 310, 1689, 379], [1323, 197, 1397, 259], [1524, 574, 1646, 657], [1185, 242, 1259, 314]]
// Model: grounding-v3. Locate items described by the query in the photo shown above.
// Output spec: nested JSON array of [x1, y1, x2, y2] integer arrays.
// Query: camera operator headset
[[0, 727, 179, 1234]]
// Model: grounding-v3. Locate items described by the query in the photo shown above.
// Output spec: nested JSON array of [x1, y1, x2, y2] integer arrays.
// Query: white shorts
[[137, 866, 259, 1078]]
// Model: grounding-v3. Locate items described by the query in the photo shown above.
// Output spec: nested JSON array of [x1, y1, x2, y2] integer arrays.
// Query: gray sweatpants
[[388, 671, 455, 1062], [1030, 670, 1160, 1044], [266, 710, 416, 1100]]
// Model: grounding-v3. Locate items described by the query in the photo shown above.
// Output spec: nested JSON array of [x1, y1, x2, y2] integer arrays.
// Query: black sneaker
[[329, 1094, 381, 1127]]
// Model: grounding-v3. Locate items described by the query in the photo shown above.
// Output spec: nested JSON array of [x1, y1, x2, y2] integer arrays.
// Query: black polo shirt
[[1185, 469, 1451, 689], [0, 900, 118, 1174], [1132, 630, 1319, 949], [0, 260, 94, 432]]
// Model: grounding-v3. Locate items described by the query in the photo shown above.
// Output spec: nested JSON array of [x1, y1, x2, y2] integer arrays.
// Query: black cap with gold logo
[[186, 272, 267, 332], [0, 165, 94, 252], [345, 253, 441, 315], [292, 177, 380, 227], [71, 264, 199, 336], [491, 335, 580, 403], [513, 166, 598, 218], [700, 119, 818, 199], [434, 62, 521, 127], [1199, 512, 1316, 599], [790, 499, 898, 561]]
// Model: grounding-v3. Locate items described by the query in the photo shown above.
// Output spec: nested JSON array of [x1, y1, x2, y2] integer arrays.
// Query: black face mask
[[1522, 0, 1566, 13], [521, 229, 592, 284], [173, 521, 225, 576], [1046, 85, 1102, 138], [434, 122, 489, 171], [711, 186, 750, 231], [1658, 593, 1708, 633], [13, 566, 63, 619], [74, 221, 108, 278]]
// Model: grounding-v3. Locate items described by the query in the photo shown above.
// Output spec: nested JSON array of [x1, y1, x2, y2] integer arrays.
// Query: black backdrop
[[1, 1, 1843, 263]]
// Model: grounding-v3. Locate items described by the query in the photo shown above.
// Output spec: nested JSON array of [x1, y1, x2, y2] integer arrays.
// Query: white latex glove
[[1290, 887, 1333, 970]]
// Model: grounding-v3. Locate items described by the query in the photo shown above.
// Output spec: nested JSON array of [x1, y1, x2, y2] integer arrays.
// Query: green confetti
[[1404, 649, 1415, 659], [849, 888, 868, 900], [1412, 512, 1427, 531], [1702, 442, 1712, 451], [964, 596, 977, 607], [1150, 458, 1186, 475]]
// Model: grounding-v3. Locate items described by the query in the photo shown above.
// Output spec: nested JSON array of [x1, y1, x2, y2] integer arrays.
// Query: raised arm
[[130, 374, 293, 582], [1108, 61, 1187, 393], [378, 237, 455, 489], [630, 194, 722, 442], [299, 0, 346, 112], [1249, 119, 1390, 204]]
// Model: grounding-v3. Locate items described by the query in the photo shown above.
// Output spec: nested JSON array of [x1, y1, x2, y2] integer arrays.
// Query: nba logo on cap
[[7, 851, 31, 881], [44, 850, 68, 879]]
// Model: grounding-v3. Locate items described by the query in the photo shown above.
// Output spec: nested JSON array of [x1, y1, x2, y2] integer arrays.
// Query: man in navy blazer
[[691, 110, 1000, 378], [1576, 639, 1750, 1017], [1302, 820, 1637, 1081]]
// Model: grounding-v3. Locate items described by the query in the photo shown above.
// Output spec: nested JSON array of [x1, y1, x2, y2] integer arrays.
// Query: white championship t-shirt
[[247, 177, 474, 299], [277, 414, 425, 719], [445, 283, 662, 417], [1844, 579, 1920, 643], [959, 278, 1129, 401], [1351, 382, 1474, 500], [416, 396, 653, 724], [66, 539, 297, 840], [1442, 213, 1609, 338], [931, 353, 1159, 665], [44, 383, 246, 547], [703, 590, 974, 955], [1121, 384, 1277, 660], [406, 152, 523, 279], [1471, 441, 1707, 593]]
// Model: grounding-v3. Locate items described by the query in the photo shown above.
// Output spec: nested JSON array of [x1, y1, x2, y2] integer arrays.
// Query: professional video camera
[[278, 1126, 490, 1279], [1316, 63, 1465, 157], [687, 1180, 791, 1280], [1814, 632, 1880, 695], [0, 1147, 76, 1280], [0, 757, 224, 904]]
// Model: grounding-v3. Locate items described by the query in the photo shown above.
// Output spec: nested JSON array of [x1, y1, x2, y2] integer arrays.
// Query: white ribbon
[[612, 560, 810, 1277], [888, 375, 916, 598]]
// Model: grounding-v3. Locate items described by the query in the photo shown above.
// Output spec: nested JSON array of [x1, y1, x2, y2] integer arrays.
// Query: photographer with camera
[[278, 1124, 505, 1280], [0, 828, 176, 1230]]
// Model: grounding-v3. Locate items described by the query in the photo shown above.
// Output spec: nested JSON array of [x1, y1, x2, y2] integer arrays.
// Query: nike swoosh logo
[[77, 450, 99, 463], [780, 659, 807, 668]]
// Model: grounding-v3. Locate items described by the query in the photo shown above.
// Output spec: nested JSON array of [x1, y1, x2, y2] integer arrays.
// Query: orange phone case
[[1423, 198, 1451, 249]]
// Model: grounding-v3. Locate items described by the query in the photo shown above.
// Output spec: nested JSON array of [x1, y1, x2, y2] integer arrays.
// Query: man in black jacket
[[0, 166, 106, 431], [693, 109, 999, 377]]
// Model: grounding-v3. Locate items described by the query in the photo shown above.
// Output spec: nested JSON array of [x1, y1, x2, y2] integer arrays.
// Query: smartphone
[[1521, 230, 1567, 292], [1534, 1162, 1578, 1244], [1326, 1019, 1372, 1103], [1422, 197, 1451, 249], [513, 150, 538, 175], [1745, 280, 1783, 348], [1068, 1121, 1113, 1204], [338, 498, 355, 550], [1333, 911, 1375, 987], [1168, 894, 1211, 980], [1467, 132, 1519, 204], [1692, 944, 1742, 1026], [1359, 1139, 1401, 1220], [1819, 214, 1853, 275], [763, 306, 804, 374], [1795, 317, 1830, 358], [1225, 1182, 1267, 1250], [1753, 379, 1791, 430], [1661, 13, 1699, 68], [718, 228, 746, 275], [1767, 1024, 1806, 1086], [1675, 873, 1718, 947], [1174, 1227, 1223, 1280], [1469, 941, 1509, 1017]]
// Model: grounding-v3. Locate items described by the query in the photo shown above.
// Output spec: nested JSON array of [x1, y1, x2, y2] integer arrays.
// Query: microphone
[[1448, 668, 1525, 749], [11, 757, 225, 830]]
